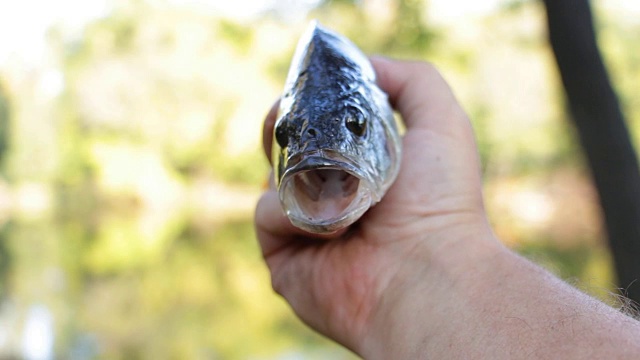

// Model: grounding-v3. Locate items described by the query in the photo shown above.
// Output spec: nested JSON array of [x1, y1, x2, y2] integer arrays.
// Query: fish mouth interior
[[281, 167, 373, 233]]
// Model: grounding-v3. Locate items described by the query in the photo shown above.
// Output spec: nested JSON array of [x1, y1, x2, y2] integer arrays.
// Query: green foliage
[[501, 0, 534, 13], [380, 0, 437, 55], [218, 20, 255, 54], [0, 0, 637, 358], [0, 81, 9, 168], [0, 222, 13, 300], [597, 12, 640, 146], [518, 241, 610, 282], [313, 0, 437, 57]]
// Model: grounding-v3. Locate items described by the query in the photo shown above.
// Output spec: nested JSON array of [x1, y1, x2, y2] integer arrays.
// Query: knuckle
[[412, 60, 440, 79]]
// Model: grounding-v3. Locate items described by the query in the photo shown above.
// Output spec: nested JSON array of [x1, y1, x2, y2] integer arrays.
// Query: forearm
[[360, 232, 640, 359]]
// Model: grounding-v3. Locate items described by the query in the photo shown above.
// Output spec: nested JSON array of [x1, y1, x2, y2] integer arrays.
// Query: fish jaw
[[278, 151, 377, 234]]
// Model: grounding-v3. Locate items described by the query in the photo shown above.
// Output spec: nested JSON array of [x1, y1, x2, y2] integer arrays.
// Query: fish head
[[273, 85, 398, 233], [271, 21, 401, 233]]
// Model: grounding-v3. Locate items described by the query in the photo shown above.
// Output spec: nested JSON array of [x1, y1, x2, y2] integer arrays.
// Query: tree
[[542, 0, 640, 303]]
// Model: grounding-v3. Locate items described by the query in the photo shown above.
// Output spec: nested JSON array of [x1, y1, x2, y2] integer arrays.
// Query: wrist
[[358, 222, 503, 359]]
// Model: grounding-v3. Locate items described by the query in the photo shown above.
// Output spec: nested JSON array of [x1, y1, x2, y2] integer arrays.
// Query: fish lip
[[280, 150, 370, 187], [277, 150, 376, 234]]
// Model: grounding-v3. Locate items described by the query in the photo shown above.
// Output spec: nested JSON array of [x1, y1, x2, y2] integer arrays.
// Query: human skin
[[254, 57, 640, 359]]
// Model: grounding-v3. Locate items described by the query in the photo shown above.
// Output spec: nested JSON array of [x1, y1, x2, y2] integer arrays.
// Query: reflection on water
[[0, 201, 355, 359], [0, 201, 358, 359], [21, 305, 54, 360]]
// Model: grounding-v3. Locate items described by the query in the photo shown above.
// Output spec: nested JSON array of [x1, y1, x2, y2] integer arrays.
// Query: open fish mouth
[[288, 168, 360, 219], [279, 152, 376, 233]]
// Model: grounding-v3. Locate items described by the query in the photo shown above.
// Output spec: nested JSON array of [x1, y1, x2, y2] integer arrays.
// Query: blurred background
[[0, 0, 638, 358]]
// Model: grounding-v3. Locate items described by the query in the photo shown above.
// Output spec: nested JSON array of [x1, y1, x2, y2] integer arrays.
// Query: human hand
[[255, 57, 499, 357]]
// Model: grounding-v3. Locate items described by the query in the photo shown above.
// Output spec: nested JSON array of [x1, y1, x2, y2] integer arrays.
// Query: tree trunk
[[542, 0, 640, 303]]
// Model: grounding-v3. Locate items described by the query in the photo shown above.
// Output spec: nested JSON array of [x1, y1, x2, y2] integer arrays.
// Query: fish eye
[[345, 109, 367, 137], [275, 121, 289, 148]]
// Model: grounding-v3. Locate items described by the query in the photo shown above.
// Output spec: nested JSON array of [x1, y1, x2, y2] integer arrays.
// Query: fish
[[272, 20, 402, 234]]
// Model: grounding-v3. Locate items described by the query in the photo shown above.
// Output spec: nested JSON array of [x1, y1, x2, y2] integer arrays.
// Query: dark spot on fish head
[[344, 106, 367, 137], [275, 120, 289, 148], [301, 124, 323, 143]]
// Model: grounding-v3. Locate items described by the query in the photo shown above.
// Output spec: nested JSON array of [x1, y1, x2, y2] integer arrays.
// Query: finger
[[261, 170, 276, 191], [255, 190, 300, 258], [268, 171, 276, 190], [370, 56, 469, 135], [369, 57, 484, 209], [255, 190, 348, 258], [262, 99, 280, 165]]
